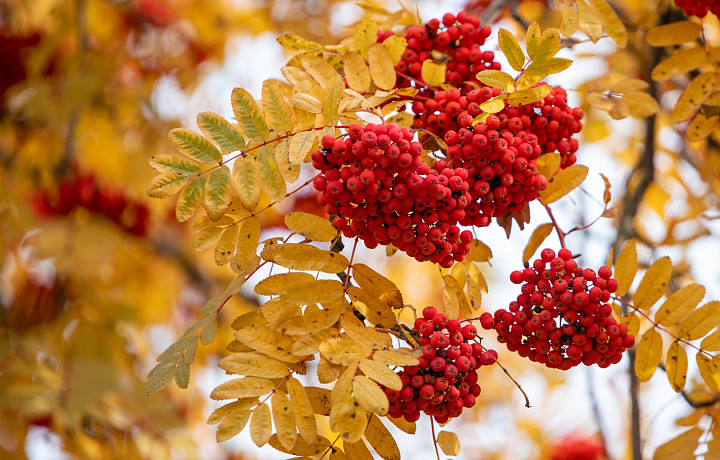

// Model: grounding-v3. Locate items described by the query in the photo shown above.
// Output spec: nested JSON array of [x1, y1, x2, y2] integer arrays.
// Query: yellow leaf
[[526, 22, 541, 58], [236, 215, 261, 271], [536, 152, 561, 179], [449, 262, 467, 289], [352, 376, 388, 415], [344, 440, 375, 460], [305, 386, 331, 416], [215, 225, 239, 266], [282, 306, 340, 335], [210, 377, 275, 400], [250, 403, 272, 447], [358, 359, 401, 390], [539, 164, 589, 204], [373, 349, 419, 367], [343, 51, 371, 93], [352, 263, 403, 309], [560, 2, 579, 38], [287, 130, 315, 166], [260, 243, 349, 273], [577, 0, 603, 43], [286, 378, 317, 443], [383, 35, 407, 65], [204, 166, 232, 220], [354, 18, 379, 58], [623, 91, 659, 118], [614, 239, 638, 297], [368, 43, 396, 90], [620, 311, 641, 337], [652, 428, 703, 460], [523, 223, 554, 263], [193, 226, 224, 252], [176, 177, 205, 222], [700, 328, 720, 351], [421, 60, 446, 86], [678, 301, 720, 340], [444, 275, 473, 319], [232, 88, 270, 142], [589, 0, 627, 48], [632, 257, 672, 310], [343, 313, 392, 350], [523, 58, 573, 82], [506, 85, 552, 106], [232, 154, 260, 211], [611, 78, 649, 93], [255, 272, 315, 296], [147, 172, 188, 199], [466, 240, 493, 263], [291, 328, 337, 356], [208, 398, 258, 425], [533, 28, 562, 64], [696, 354, 720, 392], [169, 128, 223, 164], [284, 212, 336, 242], [330, 396, 367, 443], [320, 336, 372, 366], [437, 430, 460, 456], [479, 95, 507, 113], [282, 279, 346, 304], [652, 47, 708, 82], [218, 352, 290, 378], [386, 415, 416, 434], [262, 80, 293, 135], [257, 145, 286, 202], [365, 415, 400, 460], [600, 173, 612, 205], [272, 391, 298, 451], [655, 283, 705, 327], [300, 54, 338, 88], [634, 328, 663, 382], [476, 70, 515, 92], [646, 21, 701, 47], [687, 113, 719, 143], [216, 409, 251, 442], [466, 259, 488, 293], [291, 92, 323, 113], [671, 72, 717, 124], [665, 341, 687, 393], [233, 327, 304, 363], [277, 33, 324, 53], [268, 434, 331, 457], [498, 28, 525, 71]]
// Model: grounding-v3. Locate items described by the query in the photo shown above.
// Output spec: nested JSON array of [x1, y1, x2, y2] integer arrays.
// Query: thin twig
[[494, 359, 531, 408], [431, 417, 441, 460]]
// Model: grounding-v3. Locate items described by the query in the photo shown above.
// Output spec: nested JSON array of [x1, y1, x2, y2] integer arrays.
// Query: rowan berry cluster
[[31, 173, 150, 236], [674, 0, 720, 18], [385, 306, 496, 423], [378, 11, 498, 95], [479, 248, 635, 370], [312, 123, 474, 267]]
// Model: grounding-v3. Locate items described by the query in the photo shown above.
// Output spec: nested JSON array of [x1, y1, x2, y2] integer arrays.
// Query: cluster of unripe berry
[[384, 306, 496, 423], [479, 248, 635, 370], [312, 123, 474, 267], [31, 173, 150, 236], [674, 0, 720, 18]]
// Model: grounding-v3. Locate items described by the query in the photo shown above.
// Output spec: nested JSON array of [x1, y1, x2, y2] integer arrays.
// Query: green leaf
[[169, 128, 223, 164], [147, 172, 188, 199], [149, 153, 201, 175], [262, 80, 293, 135], [147, 362, 176, 393], [499, 28, 525, 71], [197, 112, 247, 152], [257, 145, 287, 202], [524, 58, 573, 80], [174, 359, 191, 389], [176, 176, 205, 222], [201, 313, 218, 345], [232, 87, 270, 142], [506, 84, 553, 106], [204, 166, 232, 220]]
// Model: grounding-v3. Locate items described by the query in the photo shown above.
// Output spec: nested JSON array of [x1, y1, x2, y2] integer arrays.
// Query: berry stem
[[543, 203, 567, 249], [338, 237, 360, 330], [493, 356, 532, 408], [430, 417, 441, 460]]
